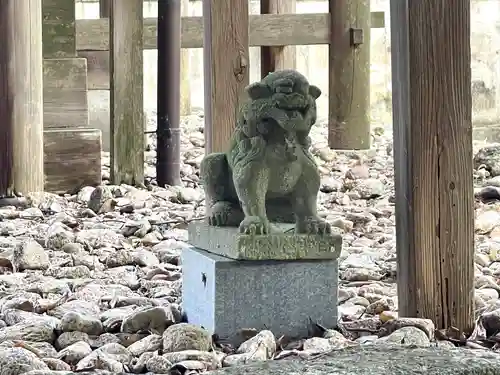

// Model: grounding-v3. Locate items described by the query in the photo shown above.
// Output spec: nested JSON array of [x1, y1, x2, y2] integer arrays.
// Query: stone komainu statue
[[200, 70, 331, 236]]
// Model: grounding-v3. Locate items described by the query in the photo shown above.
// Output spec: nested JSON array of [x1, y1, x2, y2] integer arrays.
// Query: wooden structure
[[43, 0, 101, 193], [109, 0, 144, 185], [180, 0, 191, 116], [44, 129, 101, 193], [261, 0, 297, 76], [0, 0, 44, 197], [390, 0, 474, 331], [329, 0, 371, 150], [100, 0, 110, 17], [3, 0, 475, 332], [76, 1, 385, 153], [202, 0, 250, 153]]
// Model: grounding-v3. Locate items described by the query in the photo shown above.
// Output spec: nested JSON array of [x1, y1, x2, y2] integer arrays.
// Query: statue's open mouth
[[273, 92, 309, 114]]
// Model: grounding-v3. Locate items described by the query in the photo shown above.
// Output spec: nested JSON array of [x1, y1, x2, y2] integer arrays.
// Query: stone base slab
[[181, 246, 338, 344], [188, 222, 342, 260]]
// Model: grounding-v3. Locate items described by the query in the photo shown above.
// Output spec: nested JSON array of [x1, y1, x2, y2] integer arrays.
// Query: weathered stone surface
[[200, 70, 332, 237], [188, 222, 341, 260], [475, 144, 500, 177], [182, 247, 338, 344], [209, 346, 500, 375]]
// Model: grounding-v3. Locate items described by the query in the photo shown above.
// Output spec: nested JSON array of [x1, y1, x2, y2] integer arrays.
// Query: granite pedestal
[[182, 222, 341, 343]]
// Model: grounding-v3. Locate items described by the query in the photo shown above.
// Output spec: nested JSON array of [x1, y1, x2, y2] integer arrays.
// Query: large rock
[[209, 346, 500, 375], [0, 347, 49, 374], [474, 144, 500, 177], [162, 323, 211, 352]]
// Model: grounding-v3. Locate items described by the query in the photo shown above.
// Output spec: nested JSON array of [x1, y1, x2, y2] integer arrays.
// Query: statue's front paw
[[208, 201, 233, 226], [239, 216, 271, 235], [296, 216, 332, 235]]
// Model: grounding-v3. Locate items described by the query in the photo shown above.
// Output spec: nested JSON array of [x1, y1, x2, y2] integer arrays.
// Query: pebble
[[0, 114, 497, 373]]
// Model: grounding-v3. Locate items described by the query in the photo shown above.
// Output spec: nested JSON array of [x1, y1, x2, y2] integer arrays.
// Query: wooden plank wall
[[42, 0, 101, 193], [44, 129, 102, 193], [43, 58, 89, 129], [43, 0, 89, 129]]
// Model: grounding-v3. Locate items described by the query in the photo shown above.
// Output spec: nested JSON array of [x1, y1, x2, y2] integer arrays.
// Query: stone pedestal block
[[181, 246, 338, 344]]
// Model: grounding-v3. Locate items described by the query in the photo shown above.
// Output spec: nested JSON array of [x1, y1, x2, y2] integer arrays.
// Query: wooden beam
[[0, 0, 44, 196], [110, 0, 144, 185], [203, 0, 249, 153], [43, 58, 89, 128], [42, 0, 76, 58], [390, 0, 474, 331], [261, 0, 296, 77], [328, 0, 371, 149], [75, 12, 386, 51], [44, 128, 102, 194]]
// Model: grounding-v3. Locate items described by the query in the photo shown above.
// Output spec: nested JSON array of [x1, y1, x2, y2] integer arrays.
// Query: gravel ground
[[1, 113, 500, 373]]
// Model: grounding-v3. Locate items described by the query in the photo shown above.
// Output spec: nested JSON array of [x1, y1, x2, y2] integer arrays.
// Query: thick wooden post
[[157, 0, 182, 187], [260, 0, 296, 77], [180, 0, 191, 116], [390, 0, 474, 331], [328, 0, 371, 150], [0, 0, 44, 196], [110, 0, 144, 185], [203, 0, 249, 153]]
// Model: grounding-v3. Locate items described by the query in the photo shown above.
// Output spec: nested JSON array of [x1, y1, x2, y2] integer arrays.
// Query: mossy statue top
[[200, 70, 331, 236]]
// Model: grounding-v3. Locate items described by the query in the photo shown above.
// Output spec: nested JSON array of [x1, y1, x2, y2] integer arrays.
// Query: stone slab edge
[[188, 222, 342, 261], [210, 345, 500, 375]]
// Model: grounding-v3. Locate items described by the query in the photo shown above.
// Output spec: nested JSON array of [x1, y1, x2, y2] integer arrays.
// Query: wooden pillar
[[328, 0, 371, 150], [110, 0, 144, 185], [203, 0, 249, 153], [495, 3, 500, 120], [0, 0, 44, 196], [390, 0, 474, 331], [42, 0, 76, 58], [100, 0, 111, 18], [260, 0, 296, 77], [180, 0, 191, 116]]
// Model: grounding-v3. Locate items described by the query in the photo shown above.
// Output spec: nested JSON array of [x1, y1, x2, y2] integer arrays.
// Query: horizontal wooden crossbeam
[[76, 12, 385, 51]]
